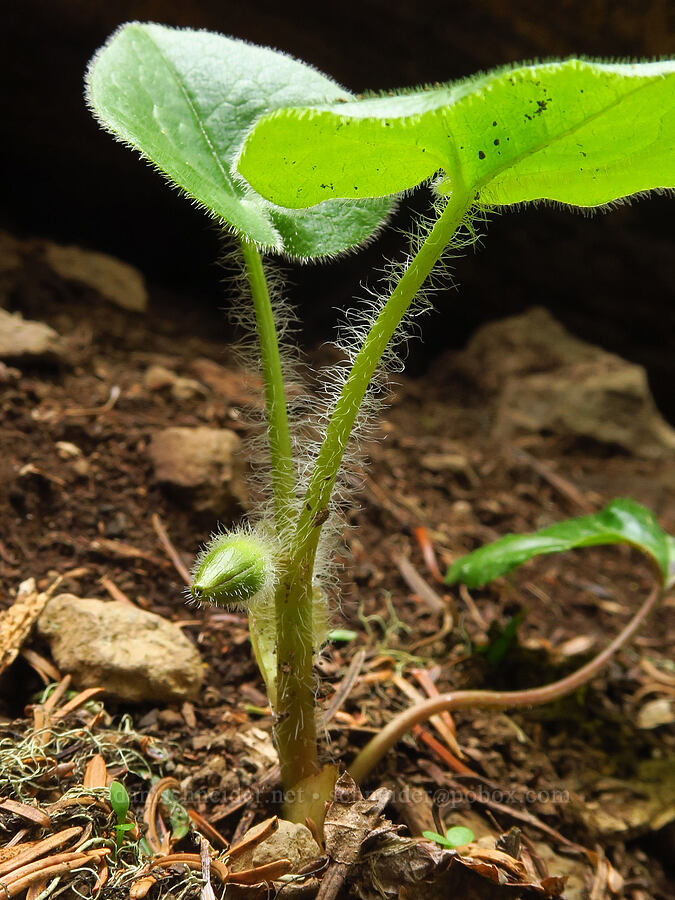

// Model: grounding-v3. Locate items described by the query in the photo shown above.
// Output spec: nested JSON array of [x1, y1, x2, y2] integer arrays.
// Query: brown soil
[[1, 239, 674, 898]]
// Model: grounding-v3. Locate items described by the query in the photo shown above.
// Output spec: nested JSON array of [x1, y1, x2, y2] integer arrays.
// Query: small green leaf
[[238, 58, 675, 209], [482, 611, 526, 664], [444, 826, 475, 848], [110, 781, 130, 822], [445, 499, 671, 589], [422, 830, 452, 847], [327, 629, 358, 642], [422, 826, 474, 849], [86, 22, 391, 258]]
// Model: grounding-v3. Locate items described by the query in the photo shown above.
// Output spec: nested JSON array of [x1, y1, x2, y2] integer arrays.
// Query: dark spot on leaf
[[492, 120, 497, 126], [494, 139, 500, 146], [524, 114, 532, 121], [478, 150, 486, 160]]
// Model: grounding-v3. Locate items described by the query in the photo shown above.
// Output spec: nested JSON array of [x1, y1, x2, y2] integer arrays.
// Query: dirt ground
[[0, 233, 674, 899]]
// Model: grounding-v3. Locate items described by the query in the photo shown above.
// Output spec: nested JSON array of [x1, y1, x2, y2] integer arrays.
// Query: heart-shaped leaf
[[237, 58, 675, 209], [86, 22, 391, 258], [445, 498, 672, 589]]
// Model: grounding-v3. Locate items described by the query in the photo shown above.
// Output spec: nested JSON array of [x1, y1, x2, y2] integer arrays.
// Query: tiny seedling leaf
[[422, 830, 450, 846], [109, 781, 130, 822], [444, 825, 475, 848], [86, 22, 391, 258], [445, 498, 672, 589], [327, 628, 358, 642], [238, 58, 675, 209], [422, 826, 475, 848]]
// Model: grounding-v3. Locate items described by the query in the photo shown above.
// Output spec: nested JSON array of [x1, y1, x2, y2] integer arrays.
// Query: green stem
[[291, 189, 472, 569], [348, 583, 662, 784], [240, 237, 295, 529], [274, 190, 472, 802]]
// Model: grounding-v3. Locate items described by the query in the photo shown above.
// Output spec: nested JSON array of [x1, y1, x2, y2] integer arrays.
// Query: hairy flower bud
[[190, 531, 274, 607]]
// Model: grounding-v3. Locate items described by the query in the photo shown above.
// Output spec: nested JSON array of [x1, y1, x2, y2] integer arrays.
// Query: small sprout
[[423, 825, 475, 849], [191, 531, 275, 608], [327, 628, 358, 643], [110, 781, 135, 849]]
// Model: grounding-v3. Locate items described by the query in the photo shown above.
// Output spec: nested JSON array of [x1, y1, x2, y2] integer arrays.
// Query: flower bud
[[190, 531, 274, 607]]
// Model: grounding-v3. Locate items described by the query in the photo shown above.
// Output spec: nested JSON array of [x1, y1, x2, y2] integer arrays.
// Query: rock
[[37, 594, 204, 702], [452, 307, 675, 457], [171, 376, 207, 401], [230, 819, 321, 874], [0, 308, 64, 363], [498, 360, 675, 457], [144, 364, 176, 391], [44, 242, 148, 312], [55, 441, 82, 460], [0, 231, 22, 273], [189, 358, 265, 408], [148, 426, 248, 515], [0, 362, 21, 383], [144, 364, 207, 400], [55, 441, 90, 477], [637, 698, 675, 729], [420, 452, 469, 473], [452, 307, 596, 394]]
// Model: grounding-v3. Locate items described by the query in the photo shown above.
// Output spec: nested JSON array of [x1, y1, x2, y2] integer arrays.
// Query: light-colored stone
[[171, 376, 207, 401], [144, 364, 176, 391], [230, 819, 321, 874], [44, 243, 148, 313], [454, 307, 675, 457], [420, 452, 469, 473], [144, 365, 207, 400], [148, 426, 248, 515], [0, 308, 64, 363], [55, 441, 82, 460], [0, 232, 23, 278], [37, 594, 204, 702], [498, 360, 675, 457], [453, 306, 596, 394]]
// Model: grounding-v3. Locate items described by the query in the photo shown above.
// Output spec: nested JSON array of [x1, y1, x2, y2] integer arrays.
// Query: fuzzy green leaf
[[86, 22, 391, 258], [445, 499, 672, 589], [238, 58, 675, 209]]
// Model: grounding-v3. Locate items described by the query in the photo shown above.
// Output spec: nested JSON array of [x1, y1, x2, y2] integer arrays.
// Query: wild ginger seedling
[[423, 825, 475, 850], [87, 24, 675, 820], [109, 781, 134, 850]]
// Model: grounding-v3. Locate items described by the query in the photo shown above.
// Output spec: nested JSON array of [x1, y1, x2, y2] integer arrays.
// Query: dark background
[[2, 1, 674, 416]]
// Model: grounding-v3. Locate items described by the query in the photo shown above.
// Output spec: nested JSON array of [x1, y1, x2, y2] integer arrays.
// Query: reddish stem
[[349, 585, 661, 784]]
